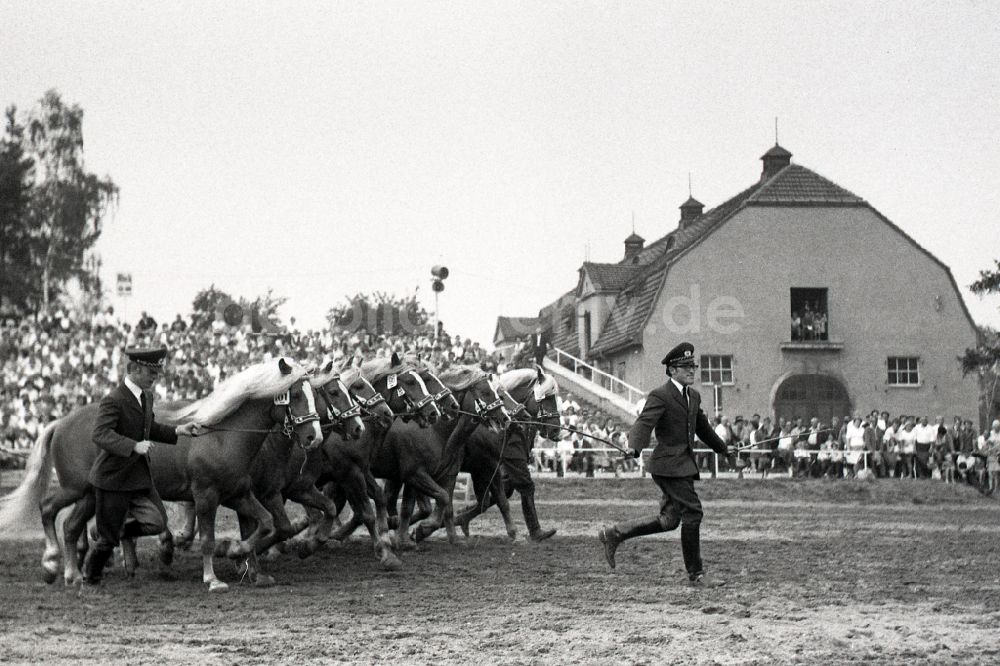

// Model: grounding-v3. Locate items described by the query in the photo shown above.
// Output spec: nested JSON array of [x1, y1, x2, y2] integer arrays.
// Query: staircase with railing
[[543, 347, 644, 424]]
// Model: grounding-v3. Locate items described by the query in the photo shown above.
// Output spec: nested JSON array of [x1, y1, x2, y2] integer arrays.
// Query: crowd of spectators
[[529, 402, 1000, 492], [1, 305, 496, 466]]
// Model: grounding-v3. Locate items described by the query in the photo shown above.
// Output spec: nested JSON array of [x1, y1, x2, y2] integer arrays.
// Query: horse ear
[[323, 360, 334, 374], [391, 351, 401, 366], [279, 358, 293, 375], [535, 364, 544, 382]]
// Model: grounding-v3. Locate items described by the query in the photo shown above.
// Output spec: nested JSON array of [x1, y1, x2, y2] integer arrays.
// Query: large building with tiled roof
[[504, 144, 981, 422]]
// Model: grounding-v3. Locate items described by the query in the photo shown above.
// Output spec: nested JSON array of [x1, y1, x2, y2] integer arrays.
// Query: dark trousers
[[652, 475, 704, 576], [83, 487, 168, 583], [651, 475, 703, 527]]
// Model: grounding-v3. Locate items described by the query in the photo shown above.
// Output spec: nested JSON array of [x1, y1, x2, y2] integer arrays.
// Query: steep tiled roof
[[746, 164, 864, 205], [581, 262, 643, 292], [590, 180, 764, 355], [493, 316, 539, 345], [538, 289, 579, 356]]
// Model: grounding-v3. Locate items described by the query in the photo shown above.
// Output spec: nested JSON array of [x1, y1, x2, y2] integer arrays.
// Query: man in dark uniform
[[81, 346, 202, 589], [598, 342, 733, 586]]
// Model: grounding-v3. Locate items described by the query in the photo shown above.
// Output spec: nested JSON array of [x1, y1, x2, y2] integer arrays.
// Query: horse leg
[[383, 478, 402, 529], [396, 484, 418, 551], [454, 472, 496, 537], [224, 492, 275, 560], [121, 536, 139, 579], [285, 486, 344, 558], [194, 490, 228, 593], [173, 501, 197, 550], [490, 472, 518, 540], [365, 472, 394, 548], [407, 470, 452, 545], [61, 493, 95, 585], [343, 470, 401, 571], [252, 492, 295, 557], [237, 512, 273, 587], [40, 487, 82, 584]]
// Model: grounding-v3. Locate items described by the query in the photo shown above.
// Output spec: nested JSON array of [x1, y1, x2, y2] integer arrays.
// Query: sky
[[2, 1, 999, 347]]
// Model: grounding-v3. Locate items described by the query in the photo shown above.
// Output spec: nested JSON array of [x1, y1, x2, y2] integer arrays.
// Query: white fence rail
[[549, 347, 644, 405]]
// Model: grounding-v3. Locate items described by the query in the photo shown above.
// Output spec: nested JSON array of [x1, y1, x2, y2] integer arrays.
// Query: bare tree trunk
[[42, 245, 52, 313]]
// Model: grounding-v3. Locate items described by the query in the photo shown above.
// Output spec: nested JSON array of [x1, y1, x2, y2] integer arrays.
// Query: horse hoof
[[254, 574, 275, 588], [214, 540, 232, 557], [159, 548, 174, 567], [380, 553, 403, 571], [507, 530, 518, 542], [262, 547, 282, 562], [460, 523, 470, 538], [208, 580, 229, 593], [296, 541, 316, 560], [172, 533, 193, 550], [42, 568, 58, 585], [410, 528, 426, 543]]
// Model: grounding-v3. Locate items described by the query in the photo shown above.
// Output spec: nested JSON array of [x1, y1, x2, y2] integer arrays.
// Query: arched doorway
[[773, 374, 851, 424]]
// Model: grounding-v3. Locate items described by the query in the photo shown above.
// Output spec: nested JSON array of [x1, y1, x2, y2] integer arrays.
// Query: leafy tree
[[0, 106, 35, 314], [960, 259, 1000, 423], [190, 285, 287, 334], [191, 284, 236, 330], [326, 291, 430, 337], [25, 90, 118, 312]]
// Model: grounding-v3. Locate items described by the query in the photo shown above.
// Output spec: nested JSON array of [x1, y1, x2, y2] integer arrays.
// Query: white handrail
[[549, 347, 645, 405]]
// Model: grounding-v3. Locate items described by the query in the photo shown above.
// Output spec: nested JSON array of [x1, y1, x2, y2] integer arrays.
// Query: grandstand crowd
[[3, 307, 999, 494], [0, 306, 492, 464]]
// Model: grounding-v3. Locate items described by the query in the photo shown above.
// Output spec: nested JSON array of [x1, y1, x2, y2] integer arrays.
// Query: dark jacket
[[89, 383, 177, 491], [628, 381, 728, 479]]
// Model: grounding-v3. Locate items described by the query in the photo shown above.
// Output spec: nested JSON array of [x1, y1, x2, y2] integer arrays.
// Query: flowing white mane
[[400, 352, 438, 374], [360, 357, 411, 383], [339, 366, 362, 386], [161, 358, 309, 426], [438, 365, 486, 391], [310, 360, 342, 389], [499, 367, 558, 401]]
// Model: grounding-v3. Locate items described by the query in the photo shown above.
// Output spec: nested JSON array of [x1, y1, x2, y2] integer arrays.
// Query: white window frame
[[887, 356, 921, 387], [699, 355, 734, 386]]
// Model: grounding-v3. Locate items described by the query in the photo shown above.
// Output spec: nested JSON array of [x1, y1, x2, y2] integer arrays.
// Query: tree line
[[0, 90, 117, 316]]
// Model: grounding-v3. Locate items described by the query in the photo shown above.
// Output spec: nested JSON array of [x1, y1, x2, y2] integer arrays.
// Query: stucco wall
[[635, 205, 980, 420]]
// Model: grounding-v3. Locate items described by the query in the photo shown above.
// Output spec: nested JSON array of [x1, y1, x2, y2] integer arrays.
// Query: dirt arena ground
[[2, 475, 999, 665]]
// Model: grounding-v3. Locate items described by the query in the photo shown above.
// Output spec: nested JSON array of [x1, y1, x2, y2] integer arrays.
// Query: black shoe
[[598, 525, 621, 569], [688, 572, 726, 588], [529, 527, 556, 542]]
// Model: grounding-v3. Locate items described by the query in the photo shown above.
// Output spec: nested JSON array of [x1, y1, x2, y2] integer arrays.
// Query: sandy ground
[[1, 476, 999, 665]]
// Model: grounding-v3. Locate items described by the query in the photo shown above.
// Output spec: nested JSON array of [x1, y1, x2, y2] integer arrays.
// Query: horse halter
[[317, 379, 363, 432], [273, 384, 321, 442], [386, 370, 440, 419]]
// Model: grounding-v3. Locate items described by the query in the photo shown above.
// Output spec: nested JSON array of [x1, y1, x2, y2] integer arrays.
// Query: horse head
[[340, 367, 394, 431], [417, 368, 461, 421], [311, 360, 365, 441], [469, 374, 510, 434], [363, 352, 440, 427], [272, 358, 323, 450]]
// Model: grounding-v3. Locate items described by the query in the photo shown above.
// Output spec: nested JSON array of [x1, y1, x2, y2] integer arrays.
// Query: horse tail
[[0, 420, 57, 538]]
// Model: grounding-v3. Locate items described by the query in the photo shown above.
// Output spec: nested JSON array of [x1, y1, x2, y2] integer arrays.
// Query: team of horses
[[0, 352, 561, 592]]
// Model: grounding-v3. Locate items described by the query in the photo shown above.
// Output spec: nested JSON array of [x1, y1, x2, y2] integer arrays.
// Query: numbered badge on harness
[[386, 374, 397, 389], [273, 391, 290, 406]]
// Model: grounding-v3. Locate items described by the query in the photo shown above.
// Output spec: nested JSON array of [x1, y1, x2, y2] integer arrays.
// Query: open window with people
[[790, 288, 829, 341]]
